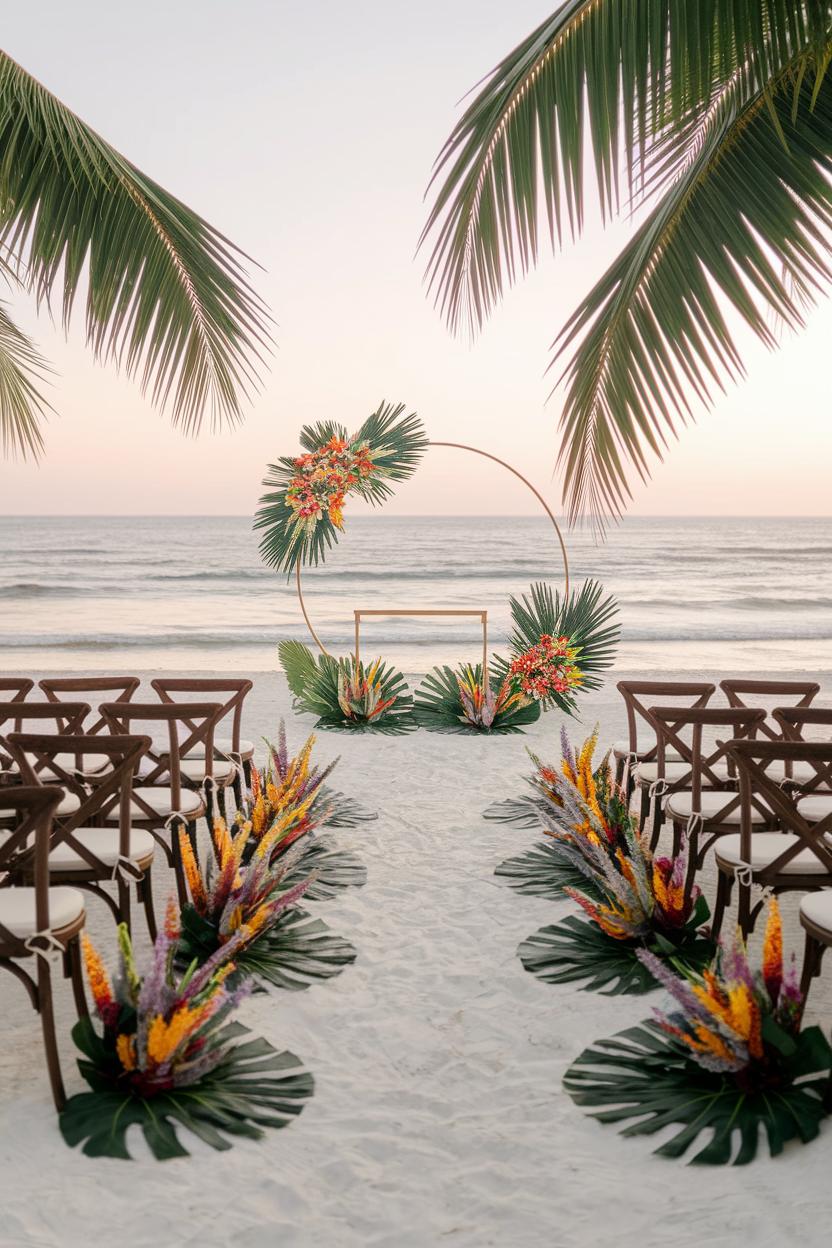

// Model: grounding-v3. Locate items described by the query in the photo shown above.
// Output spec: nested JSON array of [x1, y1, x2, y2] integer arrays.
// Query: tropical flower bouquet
[[413, 663, 541, 734], [59, 916, 314, 1160], [564, 900, 832, 1163], [279, 640, 414, 734], [256, 402, 428, 573], [491, 580, 619, 716], [505, 730, 714, 993], [177, 823, 357, 991]]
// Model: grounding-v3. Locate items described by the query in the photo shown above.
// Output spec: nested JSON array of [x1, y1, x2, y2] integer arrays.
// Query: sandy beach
[[1, 667, 830, 1248]]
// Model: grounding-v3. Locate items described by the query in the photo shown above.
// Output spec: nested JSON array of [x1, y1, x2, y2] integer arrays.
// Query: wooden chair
[[0, 785, 87, 1110], [39, 676, 140, 737], [0, 681, 36, 783], [713, 740, 832, 938], [98, 702, 224, 906], [799, 889, 832, 999], [151, 677, 254, 808], [615, 680, 715, 816], [0, 702, 90, 805], [721, 679, 821, 781], [773, 707, 832, 792], [7, 732, 156, 938], [650, 707, 771, 880]]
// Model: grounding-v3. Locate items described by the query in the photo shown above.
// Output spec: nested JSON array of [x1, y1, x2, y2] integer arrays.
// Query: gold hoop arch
[[295, 439, 571, 657]]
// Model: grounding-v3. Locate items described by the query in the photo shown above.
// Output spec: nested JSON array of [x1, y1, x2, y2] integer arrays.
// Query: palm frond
[[412, 662, 541, 734], [552, 60, 832, 524], [0, 300, 50, 455], [419, 1, 822, 336], [280, 642, 415, 734], [278, 639, 319, 699], [0, 51, 271, 451]]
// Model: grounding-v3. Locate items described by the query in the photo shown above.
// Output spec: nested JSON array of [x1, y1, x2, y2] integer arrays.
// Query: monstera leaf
[[60, 1020, 314, 1161], [495, 842, 604, 901], [563, 1020, 832, 1165], [483, 794, 545, 828], [279, 839, 368, 900]]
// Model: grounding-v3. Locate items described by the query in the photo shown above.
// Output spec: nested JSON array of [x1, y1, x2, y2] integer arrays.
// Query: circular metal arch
[[295, 439, 571, 657]]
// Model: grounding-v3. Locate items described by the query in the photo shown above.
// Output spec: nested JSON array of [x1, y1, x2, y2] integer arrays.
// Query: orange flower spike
[[82, 933, 114, 1015], [762, 896, 784, 1004], [178, 828, 207, 913], [164, 896, 181, 940], [652, 863, 670, 912], [689, 1022, 737, 1064], [116, 1033, 137, 1072], [250, 765, 261, 803], [251, 792, 267, 835]]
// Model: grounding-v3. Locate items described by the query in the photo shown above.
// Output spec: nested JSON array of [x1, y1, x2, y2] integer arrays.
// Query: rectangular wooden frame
[[353, 609, 488, 676]]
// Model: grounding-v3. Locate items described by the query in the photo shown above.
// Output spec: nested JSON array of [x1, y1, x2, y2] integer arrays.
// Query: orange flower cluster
[[508, 633, 583, 700], [286, 435, 375, 532]]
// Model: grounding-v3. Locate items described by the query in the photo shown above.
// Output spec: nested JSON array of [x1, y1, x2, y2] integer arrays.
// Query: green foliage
[[492, 579, 619, 713], [279, 839, 368, 900], [278, 642, 415, 734], [412, 662, 541, 734], [495, 841, 605, 901], [563, 1019, 832, 1164], [420, 3, 832, 524], [483, 794, 545, 828], [0, 51, 270, 457], [256, 401, 428, 574], [60, 1019, 313, 1160]]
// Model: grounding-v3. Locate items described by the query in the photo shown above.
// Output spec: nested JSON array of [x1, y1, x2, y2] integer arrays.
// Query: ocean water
[[1, 514, 830, 675]]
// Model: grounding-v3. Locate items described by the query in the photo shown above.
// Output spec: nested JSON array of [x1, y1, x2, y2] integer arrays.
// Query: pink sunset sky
[[1, 0, 829, 519]]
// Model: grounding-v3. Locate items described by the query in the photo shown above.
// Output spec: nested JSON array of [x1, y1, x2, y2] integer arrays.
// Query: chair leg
[[138, 866, 158, 942], [65, 936, 89, 1020], [638, 786, 650, 834], [37, 959, 66, 1111], [711, 870, 733, 940], [737, 876, 753, 939], [117, 876, 131, 935], [649, 801, 664, 852], [799, 931, 826, 999]]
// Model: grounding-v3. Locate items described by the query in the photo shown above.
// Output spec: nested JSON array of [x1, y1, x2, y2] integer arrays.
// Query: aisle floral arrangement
[[177, 823, 357, 991], [256, 402, 428, 573], [413, 663, 541, 734], [564, 900, 832, 1163], [59, 915, 314, 1160], [505, 730, 714, 993]]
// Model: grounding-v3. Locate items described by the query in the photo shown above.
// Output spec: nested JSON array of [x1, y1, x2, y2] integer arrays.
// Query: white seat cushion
[[799, 890, 832, 934], [24, 750, 111, 778], [635, 761, 726, 785], [163, 758, 236, 784], [0, 886, 85, 938], [798, 794, 832, 823], [769, 761, 831, 785], [665, 790, 769, 825], [119, 787, 204, 820], [48, 827, 155, 872], [56, 791, 81, 816], [612, 741, 683, 762], [715, 832, 832, 874]]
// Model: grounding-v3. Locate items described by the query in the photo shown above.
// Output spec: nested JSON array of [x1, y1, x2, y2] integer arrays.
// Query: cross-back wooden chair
[[0, 701, 89, 801], [151, 677, 254, 808], [0, 681, 38, 782], [39, 675, 140, 736], [721, 679, 821, 779], [649, 706, 772, 887], [798, 888, 832, 1000], [615, 680, 715, 813], [7, 732, 156, 939], [0, 785, 87, 1110], [713, 740, 832, 940], [773, 707, 832, 794], [98, 702, 224, 906]]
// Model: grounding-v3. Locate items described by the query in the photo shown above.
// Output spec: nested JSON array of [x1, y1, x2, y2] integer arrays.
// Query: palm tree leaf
[[412, 662, 541, 734], [420, 1, 821, 335], [563, 1019, 832, 1164], [552, 60, 832, 524], [281, 644, 416, 734], [0, 299, 50, 455], [0, 51, 270, 450], [278, 639, 319, 699]]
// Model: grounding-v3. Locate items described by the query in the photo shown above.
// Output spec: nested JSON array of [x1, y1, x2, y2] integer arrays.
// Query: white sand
[[1, 669, 831, 1248]]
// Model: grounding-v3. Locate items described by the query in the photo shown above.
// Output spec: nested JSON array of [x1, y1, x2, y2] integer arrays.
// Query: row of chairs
[[610, 678, 832, 995], [0, 675, 256, 1108]]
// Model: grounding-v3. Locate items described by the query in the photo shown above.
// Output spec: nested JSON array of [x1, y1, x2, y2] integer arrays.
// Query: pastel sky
[[1, 0, 830, 518]]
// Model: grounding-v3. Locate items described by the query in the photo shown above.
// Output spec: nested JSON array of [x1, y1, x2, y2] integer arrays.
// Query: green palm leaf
[[279, 839, 368, 900], [553, 61, 832, 523], [279, 642, 415, 734], [0, 51, 270, 454], [564, 1019, 832, 1164], [0, 300, 50, 455], [412, 662, 541, 734], [495, 841, 605, 900]]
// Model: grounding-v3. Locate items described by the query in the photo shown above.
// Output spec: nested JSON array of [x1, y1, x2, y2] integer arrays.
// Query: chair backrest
[[0, 678, 34, 703], [39, 676, 140, 736], [0, 785, 64, 951], [7, 733, 150, 875], [649, 705, 767, 815], [720, 679, 819, 741], [772, 707, 832, 786], [0, 702, 89, 776], [99, 702, 223, 818], [150, 678, 252, 757], [726, 739, 832, 880], [617, 680, 715, 759]]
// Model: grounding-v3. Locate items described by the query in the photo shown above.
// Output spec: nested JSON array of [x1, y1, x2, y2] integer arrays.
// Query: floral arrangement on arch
[[59, 915, 314, 1160], [564, 899, 832, 1164]]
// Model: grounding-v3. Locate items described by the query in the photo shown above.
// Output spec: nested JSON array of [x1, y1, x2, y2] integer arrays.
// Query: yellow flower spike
[[689, 1022, 736, 1064], [213, 816, 234, 864], [164, 896, 181, 940], [763, 896, 783, 995], [116, 1033, 137, 1072], [178, 828, 207, 912], [251, 793, 267, 834]]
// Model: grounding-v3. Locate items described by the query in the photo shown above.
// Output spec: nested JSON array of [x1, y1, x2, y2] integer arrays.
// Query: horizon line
[[1, 512, 831, 521]]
